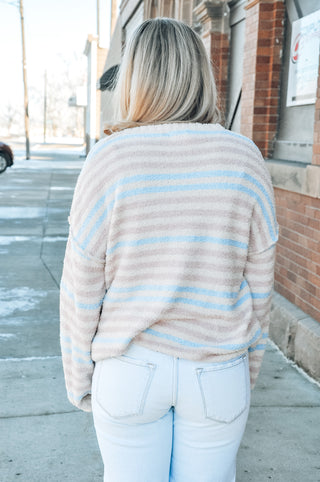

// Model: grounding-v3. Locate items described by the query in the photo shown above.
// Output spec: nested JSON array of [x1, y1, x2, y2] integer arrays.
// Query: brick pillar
[[312, 53, 320, 166], [194, 0, 230, 122], [241, 0, 285, 157]]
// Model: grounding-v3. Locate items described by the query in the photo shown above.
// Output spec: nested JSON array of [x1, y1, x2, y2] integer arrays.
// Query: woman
[[60, 17, 278, 482]]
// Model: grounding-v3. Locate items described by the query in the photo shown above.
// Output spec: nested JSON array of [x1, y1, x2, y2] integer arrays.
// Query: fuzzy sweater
[[60, 122, 279, 411]]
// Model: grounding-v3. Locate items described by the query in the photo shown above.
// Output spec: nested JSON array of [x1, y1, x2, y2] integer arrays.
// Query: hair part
[[104, 17, 220, 134]]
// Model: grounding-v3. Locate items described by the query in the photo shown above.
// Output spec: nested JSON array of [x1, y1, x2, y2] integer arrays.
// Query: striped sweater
[[60, 122, 279, 411]]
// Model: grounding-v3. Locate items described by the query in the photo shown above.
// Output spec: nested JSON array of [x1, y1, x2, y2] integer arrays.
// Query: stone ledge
[[266, 159, 320, 199], [270, 291, 320, 382]]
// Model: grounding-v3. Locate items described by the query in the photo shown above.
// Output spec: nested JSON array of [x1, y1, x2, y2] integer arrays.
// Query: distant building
[[96, 0, 320, 382]]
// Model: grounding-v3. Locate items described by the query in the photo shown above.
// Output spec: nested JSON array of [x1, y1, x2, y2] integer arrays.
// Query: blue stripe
[[70, 236, 92, 261], [75, 190, 116, 242], [106, 235, 247, 256], [61, 346, 93, 364], [252, 291, 272, 299], [68, 389, 91, 401], [144, 326, 262, 350], [92, 331, 264, 352], [248, 343, 267, 352], [103, 292, 252, 311], [92, 336, 133, 344], [76, 169, 276, 241], [117, 183, 276, 236], [60, 336, 91, 357], [118, 170, 275, 219], [81, 182, 277, 250], [60, 281, 105, 310], [80, 200, 114, 249], [61, 280, 269, 315], [107, 281, 271, 301], [108, 281, 248, 299]]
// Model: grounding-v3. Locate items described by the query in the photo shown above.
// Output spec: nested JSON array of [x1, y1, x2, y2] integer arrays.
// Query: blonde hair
[[104, 17, 220, 134]]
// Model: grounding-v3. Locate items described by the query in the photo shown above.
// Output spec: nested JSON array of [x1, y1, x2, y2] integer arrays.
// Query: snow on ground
[[0, 287, 47, 317]]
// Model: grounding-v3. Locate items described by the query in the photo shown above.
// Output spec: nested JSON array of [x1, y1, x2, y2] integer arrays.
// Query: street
[[0, 144, 320, 482]]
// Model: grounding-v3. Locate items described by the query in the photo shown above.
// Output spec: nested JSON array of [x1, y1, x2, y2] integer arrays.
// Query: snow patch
[[0, 355, 61, 362], [50, 186, 74, 191], [0, 207, 45, 219], [0, 287, 47, 317], [0, 236, 37, 245], [43, 236, 68, 242]]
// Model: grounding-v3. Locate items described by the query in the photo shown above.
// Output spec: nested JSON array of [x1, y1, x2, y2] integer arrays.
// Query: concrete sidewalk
[[0, 146, 320, 482]]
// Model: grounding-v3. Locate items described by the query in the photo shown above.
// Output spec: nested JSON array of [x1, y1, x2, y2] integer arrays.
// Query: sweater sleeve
[[245, 244, 276, 390], [59, 148, 110, 411], [245, 175, 279, 390]]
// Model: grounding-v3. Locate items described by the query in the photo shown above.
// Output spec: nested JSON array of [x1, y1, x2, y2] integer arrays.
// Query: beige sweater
[[60, 122, 278, 411]]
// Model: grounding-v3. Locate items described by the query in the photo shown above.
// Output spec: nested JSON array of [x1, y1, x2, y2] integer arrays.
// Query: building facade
[[98, 0, 320, 381]]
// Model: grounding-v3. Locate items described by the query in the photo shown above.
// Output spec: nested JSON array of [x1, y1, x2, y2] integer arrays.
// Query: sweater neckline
[[109, 122, 225, 138]]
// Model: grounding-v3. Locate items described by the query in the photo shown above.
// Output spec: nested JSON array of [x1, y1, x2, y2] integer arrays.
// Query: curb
[[270, 291, 320, 383]]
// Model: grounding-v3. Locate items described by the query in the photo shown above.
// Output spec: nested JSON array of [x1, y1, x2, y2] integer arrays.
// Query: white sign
[[287, 9, 320, 107], [68, 87, 87, 108]]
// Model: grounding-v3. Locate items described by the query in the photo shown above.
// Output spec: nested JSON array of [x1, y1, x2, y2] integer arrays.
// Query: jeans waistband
[[124, 342, 248, 367]]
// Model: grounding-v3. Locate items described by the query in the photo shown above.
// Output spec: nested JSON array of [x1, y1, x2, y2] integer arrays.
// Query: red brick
[[258, 38, 272, 47], [274, 283, 296, 304], [276, 244, 308, 270], [305, 206, 320, 220], [294, 296, 320, 323], [259, 3, 275, 12]]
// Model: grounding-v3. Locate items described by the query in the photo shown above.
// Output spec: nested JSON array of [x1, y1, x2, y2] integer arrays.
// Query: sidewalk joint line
[[0, 410, 79, 420], [38, 172, 61, 289]]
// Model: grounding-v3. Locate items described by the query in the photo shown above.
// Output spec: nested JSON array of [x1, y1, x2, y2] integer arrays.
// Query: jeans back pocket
[[94, 355, 156, 419], [196, 354, 249, 423]]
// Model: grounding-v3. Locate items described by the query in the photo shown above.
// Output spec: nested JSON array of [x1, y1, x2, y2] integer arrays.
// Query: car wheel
[[0, 152, 9, 174]]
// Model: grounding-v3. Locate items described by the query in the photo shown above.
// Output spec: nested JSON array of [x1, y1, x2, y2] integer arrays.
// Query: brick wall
[[239, 0, 320, 327], [274, 187, 320, 323], [312, 52, 320, 166], [194, 1, 230, 122], [241, 0, 285, 157], [211, 31, 229, 120]]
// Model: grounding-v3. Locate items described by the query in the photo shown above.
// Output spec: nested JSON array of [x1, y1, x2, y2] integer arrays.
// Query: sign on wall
[[287, 9, 320, 107]]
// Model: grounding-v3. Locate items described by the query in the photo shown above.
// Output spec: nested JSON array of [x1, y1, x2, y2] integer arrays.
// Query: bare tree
[[12, 53, 87, 140], [0, 103, 23, 137], [44, 53, 87, 139]]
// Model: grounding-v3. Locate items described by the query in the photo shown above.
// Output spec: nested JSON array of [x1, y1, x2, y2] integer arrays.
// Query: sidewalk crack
[[1, 410, 80, 420]]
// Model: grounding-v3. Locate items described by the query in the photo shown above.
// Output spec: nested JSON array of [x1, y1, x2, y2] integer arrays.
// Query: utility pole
[[97, 0, 100, 39], [43, 70, 47, 143], [19, 0, 30, 159]]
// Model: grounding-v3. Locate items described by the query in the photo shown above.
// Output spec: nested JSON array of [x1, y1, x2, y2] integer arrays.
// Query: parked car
[[0, 142, 14, 174]]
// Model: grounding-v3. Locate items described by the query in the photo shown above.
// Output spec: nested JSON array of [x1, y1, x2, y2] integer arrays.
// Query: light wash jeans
[[92, 343, 251, 482]]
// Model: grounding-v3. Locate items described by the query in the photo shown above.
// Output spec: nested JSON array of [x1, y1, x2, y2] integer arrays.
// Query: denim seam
[[200, 352, 247, 374], [195, 358, 248, 423], [96, 358, 156, 418], [138, 363, 156, 416], [172, 357, 178, 406]]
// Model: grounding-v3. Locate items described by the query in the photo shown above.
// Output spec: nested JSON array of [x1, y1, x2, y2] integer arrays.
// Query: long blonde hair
[[104, 17, 220, 134]]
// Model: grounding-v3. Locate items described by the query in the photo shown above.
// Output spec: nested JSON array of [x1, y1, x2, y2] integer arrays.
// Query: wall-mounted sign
[[287, 9, 320, 107], [68, 87, 87, 108]]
